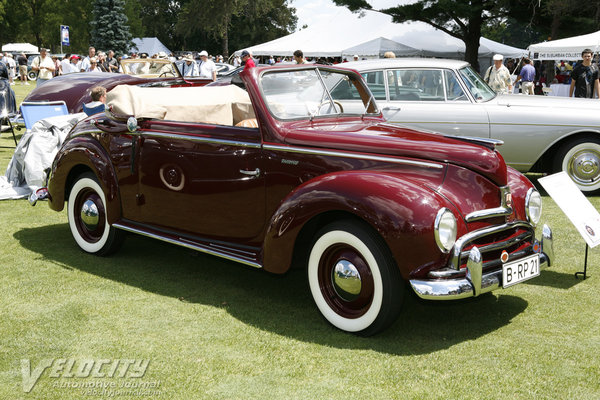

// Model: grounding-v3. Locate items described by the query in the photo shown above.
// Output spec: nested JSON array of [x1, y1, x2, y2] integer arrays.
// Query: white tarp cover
[[234, 9, 526, 61], [0, 113, 85, 200], [1, 43, 39, 53], [529, 31, 600, 60]]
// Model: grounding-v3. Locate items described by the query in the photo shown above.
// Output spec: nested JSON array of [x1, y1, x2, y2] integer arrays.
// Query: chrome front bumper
[[410, 224, 553, 300]]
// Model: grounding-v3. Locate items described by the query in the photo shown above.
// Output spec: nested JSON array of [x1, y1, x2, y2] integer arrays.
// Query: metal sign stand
[[575, 244, 589, 280]]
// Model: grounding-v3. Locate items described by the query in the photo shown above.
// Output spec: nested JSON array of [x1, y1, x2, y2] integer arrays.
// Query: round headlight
[[526, 188, 542, 226], [434, 208, 457, 253]]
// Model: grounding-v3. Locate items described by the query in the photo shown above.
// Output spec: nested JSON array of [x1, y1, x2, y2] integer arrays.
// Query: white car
[[341, 59, 600, 194]]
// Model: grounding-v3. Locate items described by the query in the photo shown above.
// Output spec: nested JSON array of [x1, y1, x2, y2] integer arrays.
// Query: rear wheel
[[554, 137, 600, 194], [68, 172, 123, 255], [27, 71, 37, 81], [307, 220, 403, 336]]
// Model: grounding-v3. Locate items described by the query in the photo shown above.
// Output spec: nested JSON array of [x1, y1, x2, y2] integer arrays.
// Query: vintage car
[[23, 58, 211, 113], [30, 64, 554, 335], [342, 59, 600, 194]]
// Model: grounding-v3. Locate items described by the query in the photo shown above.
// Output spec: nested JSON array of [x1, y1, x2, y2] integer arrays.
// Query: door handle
[[239, 168, 261, 177]]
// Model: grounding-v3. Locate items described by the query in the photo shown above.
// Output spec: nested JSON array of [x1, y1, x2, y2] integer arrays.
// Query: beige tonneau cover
[[106, 85, 255, 126]]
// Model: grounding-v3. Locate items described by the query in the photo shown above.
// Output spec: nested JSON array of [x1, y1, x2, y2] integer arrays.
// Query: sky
[[291, 0, 404, 31]]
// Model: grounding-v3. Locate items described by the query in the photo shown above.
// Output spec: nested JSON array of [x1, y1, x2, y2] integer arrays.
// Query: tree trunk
[[464, 8, 483, 72], [222, 25, 229, 58]]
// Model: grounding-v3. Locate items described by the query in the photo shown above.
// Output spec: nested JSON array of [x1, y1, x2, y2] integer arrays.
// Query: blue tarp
[[130, 37, 171, 56]]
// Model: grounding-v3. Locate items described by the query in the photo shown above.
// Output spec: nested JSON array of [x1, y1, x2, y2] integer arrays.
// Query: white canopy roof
[[234, 9, 526, 61], [1, 43, 38, 53], [529, 31, 600, 60], [130, 37, 171, 57]]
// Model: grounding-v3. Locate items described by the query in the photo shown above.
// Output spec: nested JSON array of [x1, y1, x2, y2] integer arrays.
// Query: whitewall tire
[[555, 137, 600, 194]]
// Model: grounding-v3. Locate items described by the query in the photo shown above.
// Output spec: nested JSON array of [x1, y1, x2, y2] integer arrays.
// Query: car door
[[372, 68, 490, 139], [135, 122, 265, 243]]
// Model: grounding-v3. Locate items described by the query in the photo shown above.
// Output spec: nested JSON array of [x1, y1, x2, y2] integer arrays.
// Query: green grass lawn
[[1, 87, 599, 399]]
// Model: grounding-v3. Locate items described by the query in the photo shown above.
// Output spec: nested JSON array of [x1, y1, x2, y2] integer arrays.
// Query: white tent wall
[[1, 43, 39, 53], [234, 9, 526, 70], [529, 31, 600, 60]]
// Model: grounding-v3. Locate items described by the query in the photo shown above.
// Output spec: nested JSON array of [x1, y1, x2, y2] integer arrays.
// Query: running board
[[112, 222, 263, 269]]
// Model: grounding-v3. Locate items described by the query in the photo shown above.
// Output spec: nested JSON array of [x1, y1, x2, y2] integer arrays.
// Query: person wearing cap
[[67, 55, 81, 74], [198, 50, 217, 81], [353, 54, 359, 61], [31, 48, 56, 87], [181, 54, 199, 77], [241, 50, 255, 71], [483, 54, 513, 94]]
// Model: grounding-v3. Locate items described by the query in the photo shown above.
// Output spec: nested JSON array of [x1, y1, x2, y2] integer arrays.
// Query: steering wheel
[[159, 71, 175, 78], [317, 100, 344, 115]]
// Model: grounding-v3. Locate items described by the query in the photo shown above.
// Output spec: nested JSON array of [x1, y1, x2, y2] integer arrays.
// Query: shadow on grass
[[15, 223, 529, 356], [523, 269, 584, 289]]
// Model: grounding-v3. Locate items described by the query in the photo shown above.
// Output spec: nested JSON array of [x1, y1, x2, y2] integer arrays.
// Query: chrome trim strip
[[459, 231, 532, 260], [465, 186, 513, 222], [142, 131, 262, 148], [113, 223, 262, 269], [263, 144, 444, 169], [410, 252, 550, 300], [466, 247, 482, 297], [449, 221, 534, 270], [542, 224, 554, 267]]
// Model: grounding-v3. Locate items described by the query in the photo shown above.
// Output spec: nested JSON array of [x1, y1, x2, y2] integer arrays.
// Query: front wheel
[[27, 71, 37, 81], [307, 221, 403, 336], [554, 137, 600, 194], [68, 172, 124, 255]]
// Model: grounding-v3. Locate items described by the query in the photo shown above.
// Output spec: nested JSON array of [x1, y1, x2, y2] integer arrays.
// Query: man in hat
[[241, 50, 255, 71], [31, 48, 56, 87], [483, 54, 513, 94], [198, 50, 217, 81], [181, 54, 199, 77], [63, 55, 80, 74]]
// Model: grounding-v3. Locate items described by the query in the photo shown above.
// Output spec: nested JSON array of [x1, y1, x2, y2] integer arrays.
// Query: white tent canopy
[[529, 31, 600, 60], [1, 43, 38, 53], [234, 9, 526, 64], [342, 37, 420, 58], [130, 37, 171, 56]]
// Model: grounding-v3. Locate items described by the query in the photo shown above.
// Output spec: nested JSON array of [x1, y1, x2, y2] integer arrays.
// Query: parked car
[[30, 64, 553, 335], [342, 58, 600, 194], [23, 58, 211, 113]]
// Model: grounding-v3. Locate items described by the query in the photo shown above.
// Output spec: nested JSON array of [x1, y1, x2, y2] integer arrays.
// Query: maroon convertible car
[[30, 64, 554, 335]]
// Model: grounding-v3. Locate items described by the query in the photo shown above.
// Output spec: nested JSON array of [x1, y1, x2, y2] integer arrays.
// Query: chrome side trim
[[410, 251, 550, 300], [263, 144, 444, 169], [113, 223, 262, 269], [142, 131, 262, 148], [465, 186, 513, 222], [449, 221, 534, 270]]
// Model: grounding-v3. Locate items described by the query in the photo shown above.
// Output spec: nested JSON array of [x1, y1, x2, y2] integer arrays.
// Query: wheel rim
[[317, 244, 374, 319], [73, 188, 106, 243], [563, 144, 600, 190]]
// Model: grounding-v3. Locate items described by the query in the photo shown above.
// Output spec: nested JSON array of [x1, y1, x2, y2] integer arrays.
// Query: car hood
[[494, 93, 600, 110], [281, 119, 507, 186]]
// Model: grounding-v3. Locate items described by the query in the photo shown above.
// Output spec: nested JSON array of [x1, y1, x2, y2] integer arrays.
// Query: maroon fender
[[48, 133, 121, 224], [262, 170, 462, 279]]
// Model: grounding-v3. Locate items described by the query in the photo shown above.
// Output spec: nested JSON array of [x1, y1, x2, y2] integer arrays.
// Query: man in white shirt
[[5, 53, 16, 85], [31, 48, 56, 86], [80, 46, 96, 72], [59, 54, 71, 75], [181, 54, 199, 77], [483, 54, 513, 94], [198, 50, 217, 81]]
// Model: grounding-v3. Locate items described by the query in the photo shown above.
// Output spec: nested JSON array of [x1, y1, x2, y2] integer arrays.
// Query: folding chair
[[20, 101, 69, 132], [82, 102, 106, 116]]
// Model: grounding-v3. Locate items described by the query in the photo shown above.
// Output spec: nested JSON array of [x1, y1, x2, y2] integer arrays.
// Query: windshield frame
[[458, 66, 497, 103], [258, 66, 380, 122]]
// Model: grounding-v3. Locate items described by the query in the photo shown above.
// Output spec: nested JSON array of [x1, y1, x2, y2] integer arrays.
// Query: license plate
[[502, 253, 540, 288]]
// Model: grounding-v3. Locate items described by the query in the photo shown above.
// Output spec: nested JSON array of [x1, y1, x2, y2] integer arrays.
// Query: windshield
[[260, 68, 379, 120], [459, 66, 496, 102], [120, 59, 180, 78]]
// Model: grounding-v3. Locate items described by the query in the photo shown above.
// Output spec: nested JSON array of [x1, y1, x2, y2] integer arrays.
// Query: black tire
[[67, 172, 124, 255], [27, 71, 37, 81], [307, 220, 404, 336], [554, 136, 600, 195]]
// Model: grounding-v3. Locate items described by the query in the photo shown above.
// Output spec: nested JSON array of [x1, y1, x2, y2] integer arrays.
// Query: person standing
[[198, 50, 217, 81], [31, 48, 55, 87], [241, 50, 255, 71], [5, 53, 16, 85], [106, 50, 118, 73], [80, 46, 96, 72], [484, 54, 513, 94], [569, 48, 600, 99], [17, 53, 29, 85], [514, 58, 536, 95], [293, 50, 308, 64], [181, 54, 199, 77]]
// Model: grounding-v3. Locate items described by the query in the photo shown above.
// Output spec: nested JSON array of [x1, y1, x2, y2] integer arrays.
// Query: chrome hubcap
[[80, 199, 99, 230], [332, 260, 362, 302], [569, 150, 600, 184]]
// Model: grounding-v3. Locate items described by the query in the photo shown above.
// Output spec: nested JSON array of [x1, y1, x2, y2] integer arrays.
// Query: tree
[[332, 0, 510, 71], [90, 0, 133, 54]]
